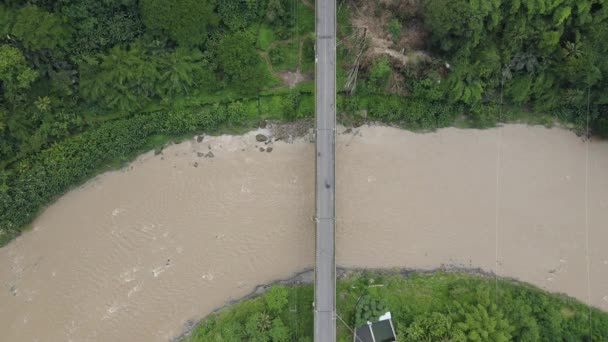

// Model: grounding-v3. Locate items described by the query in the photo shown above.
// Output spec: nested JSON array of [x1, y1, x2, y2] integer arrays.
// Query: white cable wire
[[584, 85, 593, 336], [495, 76, 504, 305], [335, 313, 365, 342]]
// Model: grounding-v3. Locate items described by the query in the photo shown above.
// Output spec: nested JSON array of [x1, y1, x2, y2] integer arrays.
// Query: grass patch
[[269, 41, 299, 71], [257, 24, 276, 51], [502, 106, 557, 128], [294, 80, 314, 93], [296, 1, 314, 35], [301, 34, 315, 73], [260, 60, 282, 88]]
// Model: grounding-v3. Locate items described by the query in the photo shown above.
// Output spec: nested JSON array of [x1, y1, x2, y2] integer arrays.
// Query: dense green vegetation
[[343, 0, 608, 134], [1, 0, 607, 244], [0, 0, 310, 166], [182, 271, 608, 341]]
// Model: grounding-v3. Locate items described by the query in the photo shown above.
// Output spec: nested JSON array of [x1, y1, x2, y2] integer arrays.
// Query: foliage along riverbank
[[0, 0, 316, 245], [181, 270, 608, 342], [1, 0, 608, 245]]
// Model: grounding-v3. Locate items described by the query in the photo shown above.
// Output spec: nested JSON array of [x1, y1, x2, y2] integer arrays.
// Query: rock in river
[[256, 134, 268, 142]]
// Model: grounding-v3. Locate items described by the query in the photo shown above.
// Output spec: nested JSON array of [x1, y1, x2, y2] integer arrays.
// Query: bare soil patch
[[348, 0, 430, 68]]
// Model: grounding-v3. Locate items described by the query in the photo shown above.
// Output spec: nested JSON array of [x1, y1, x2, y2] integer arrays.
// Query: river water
[[0, 125, 607, 341]]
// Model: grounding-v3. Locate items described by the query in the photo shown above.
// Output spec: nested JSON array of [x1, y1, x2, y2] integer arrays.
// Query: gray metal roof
[[353, 319, 397, 342], [354, 324, 374, 342], [372, 319, 396, 342]]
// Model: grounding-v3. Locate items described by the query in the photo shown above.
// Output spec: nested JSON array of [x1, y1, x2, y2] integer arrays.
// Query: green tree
[[139, 0, 218, 46], [218, 0, 261, 31], [61, 0, 142, 57], [411, 76, 443, 102], [451, 286, 514, 342], [281, 89, 302, 119], [444, 64, 484, 106], [218, 31, 270, 94], [266, 0, 286, 24], [505, 74, 533, 104], [34, 96, 51, 112], [269, 318, 289, 342], [498, 288, 541, 341], [10, 5, 71, 52], [265, 285, 289, 314], [0, 5, 12, 36], [423, 0, 500, 53], [79, 43, 158, 113], [368, 56, 391, 91], [245, 312, 271, 342], [225, 101, 249, 125], [387, 18, 401, 41], [157, 48, 216, 98], [405, 312, 465, 342], [453, 302, 513, 341], [0, 45, 38, 103]]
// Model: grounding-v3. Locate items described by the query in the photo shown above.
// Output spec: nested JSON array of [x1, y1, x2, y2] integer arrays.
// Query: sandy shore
[[0, 124, 607, 341]]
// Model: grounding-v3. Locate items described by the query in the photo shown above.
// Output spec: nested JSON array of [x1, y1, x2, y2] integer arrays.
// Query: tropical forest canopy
[[423, 0, 608, 129]]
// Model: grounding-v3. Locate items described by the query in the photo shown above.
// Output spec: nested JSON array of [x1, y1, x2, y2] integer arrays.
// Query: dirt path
[[259, 34, 310, 88], [347, 0, 430, 67], [1, 125, 607, 341]]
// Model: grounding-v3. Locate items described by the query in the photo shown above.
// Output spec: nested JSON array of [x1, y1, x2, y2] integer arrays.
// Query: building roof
[[354, 324, 375, 342], [353, 313, 397, 342], [371, 319, 396, 342]]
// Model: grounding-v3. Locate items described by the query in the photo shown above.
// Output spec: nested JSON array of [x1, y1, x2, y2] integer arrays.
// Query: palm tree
[[562, 41, 583, 59], [158, 48, 202, 97], [508, 52, 538, 73], [80, 44, 158, 112]]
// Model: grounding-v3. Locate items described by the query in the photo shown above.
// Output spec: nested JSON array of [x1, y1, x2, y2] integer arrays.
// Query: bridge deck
[[314, 0, 336, 341]]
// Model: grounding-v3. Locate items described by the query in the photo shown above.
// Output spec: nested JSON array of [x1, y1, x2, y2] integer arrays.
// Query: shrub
[[594, 117, 608, 138], [269, 47, 285, 66], [470, 105, 499, 128], [265, 285, 289, 313], [368, 56, 391, 91], [139, 0, 218, 46], [387, 18, 401, 40]]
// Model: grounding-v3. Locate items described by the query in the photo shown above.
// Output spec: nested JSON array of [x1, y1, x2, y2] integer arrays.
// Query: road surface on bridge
[[314, 0, 336, 341]]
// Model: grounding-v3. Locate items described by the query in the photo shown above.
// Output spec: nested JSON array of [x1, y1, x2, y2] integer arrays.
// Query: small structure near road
[[353, 312, 397, 342]]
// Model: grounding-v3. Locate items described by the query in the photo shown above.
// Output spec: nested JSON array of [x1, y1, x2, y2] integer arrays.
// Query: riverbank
[[180, 270, 608, 341], [1, 124, 607, 341], [172, 266, 568, 341]]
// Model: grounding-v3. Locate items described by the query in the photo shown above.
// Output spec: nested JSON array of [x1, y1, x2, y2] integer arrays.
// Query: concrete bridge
[[314, 0, 336, 341]]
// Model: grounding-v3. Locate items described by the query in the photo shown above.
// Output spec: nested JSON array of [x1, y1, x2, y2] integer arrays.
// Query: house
[[353, 312, 397, 342]]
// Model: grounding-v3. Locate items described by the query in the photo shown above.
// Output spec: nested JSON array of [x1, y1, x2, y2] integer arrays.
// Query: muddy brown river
[[1, 125, 607, 341]]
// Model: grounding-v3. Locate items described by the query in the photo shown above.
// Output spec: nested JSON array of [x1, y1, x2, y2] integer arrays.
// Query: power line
[[584, 84, 593, 337], [494, 68, 505, 307], [335, 313, 364, 342]]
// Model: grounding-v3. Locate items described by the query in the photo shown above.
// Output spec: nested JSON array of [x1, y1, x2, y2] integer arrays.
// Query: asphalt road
[[314, 0, 336, 341]]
